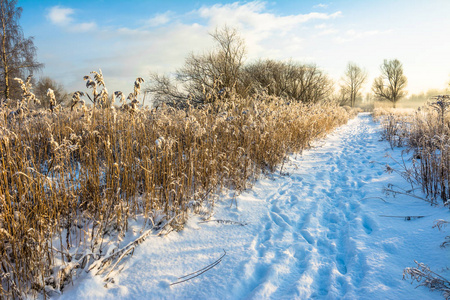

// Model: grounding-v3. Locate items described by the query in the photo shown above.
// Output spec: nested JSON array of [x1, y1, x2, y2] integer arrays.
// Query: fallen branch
[[90, 219, 172, 275], [170, 249, 227, 286], [104, 247, 135, 281]]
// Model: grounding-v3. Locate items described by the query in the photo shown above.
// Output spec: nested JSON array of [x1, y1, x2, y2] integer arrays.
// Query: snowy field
[[59, 113, 449, 299]]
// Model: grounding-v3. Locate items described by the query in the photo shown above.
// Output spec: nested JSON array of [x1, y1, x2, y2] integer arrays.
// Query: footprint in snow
[[335, 254, 348, 275], [300, 229, 315, 245], [362, 216, 377, 235]]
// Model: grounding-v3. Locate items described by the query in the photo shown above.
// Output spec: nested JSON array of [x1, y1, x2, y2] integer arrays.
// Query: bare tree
[[245, 59, 334, 104], [0, 0, 42, 100], [147, 27, 335, 106], [35, 76, 70, 108], [147, 26, 246, 107], [331, 87, 349, 106], [147, 73, 187, 107], [179, 26, 246, 101], [340, 62, 367, 107], [372, 59, 407, 108]]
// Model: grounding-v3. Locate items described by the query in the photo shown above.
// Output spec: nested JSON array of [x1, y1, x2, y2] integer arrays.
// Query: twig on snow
[[170, 249, 227, 286], [379, 215, 426, 221], [104, 247, 135, 281], [383, 187, 436, 205]]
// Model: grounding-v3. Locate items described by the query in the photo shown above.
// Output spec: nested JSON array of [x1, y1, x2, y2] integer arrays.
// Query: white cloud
[[41, 1, 348, 96], [145, 12, 172, 27], [42, 1, 346, 95], [47, 6, 74, 25], [38, 1, 450, 98], [318, 28, 338, 36], [72, 22, 97, 32], [334, 29, 392, 43], [313, 3, 329, 9], [194, 1, 341, 59], [46, 5, 97, 32], [197, 2, 341, 32]]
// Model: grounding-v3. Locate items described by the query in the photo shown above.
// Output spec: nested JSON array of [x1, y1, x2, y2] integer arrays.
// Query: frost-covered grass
[[0, 73, 355, 298], [376, 96, 450, 205], [376, 97, 450, 298]]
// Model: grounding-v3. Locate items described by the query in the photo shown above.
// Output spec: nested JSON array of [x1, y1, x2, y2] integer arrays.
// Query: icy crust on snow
[[59, 113, 449, 299]]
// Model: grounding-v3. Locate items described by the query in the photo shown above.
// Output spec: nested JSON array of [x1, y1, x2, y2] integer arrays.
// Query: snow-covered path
[[61, 113, 449, 300]]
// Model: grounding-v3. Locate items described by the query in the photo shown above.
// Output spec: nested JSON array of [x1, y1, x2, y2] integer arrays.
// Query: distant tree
[[340, 62, 367, 107], [245, 59, 334, 104], [0, 0, 42, 100], [147, 73, 190, 108], [178, 26, 246, 101], [35, 76, 70, 109], [148, 26, 335, 106], [372, 59, 407, 108], [147, 26, 246, 107], [331, 87, 349, 106]]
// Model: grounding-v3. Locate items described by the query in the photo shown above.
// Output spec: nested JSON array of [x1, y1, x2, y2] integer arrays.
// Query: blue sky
[[17, 0, 450, 97]]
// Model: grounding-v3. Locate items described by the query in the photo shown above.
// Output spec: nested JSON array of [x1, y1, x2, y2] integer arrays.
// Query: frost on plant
[[403, 260, 450, 299]]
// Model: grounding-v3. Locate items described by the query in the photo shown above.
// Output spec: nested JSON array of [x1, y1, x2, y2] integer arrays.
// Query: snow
[[58, 113, 449, 299]]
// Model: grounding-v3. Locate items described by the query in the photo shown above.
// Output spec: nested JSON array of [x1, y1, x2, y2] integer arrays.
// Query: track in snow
[[232, 113, 378, 299], [61, 113, 447, 300]]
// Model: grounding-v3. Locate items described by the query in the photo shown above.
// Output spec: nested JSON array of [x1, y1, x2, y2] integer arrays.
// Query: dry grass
[[0, 73, 355, 298], [376, 97, 450, 205], [403, 261, 450, 299], [373, 108, 415, 149], [376, 97, 450, 298]]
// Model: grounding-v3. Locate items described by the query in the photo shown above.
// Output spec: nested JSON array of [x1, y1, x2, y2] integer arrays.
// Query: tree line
[[0, 0, 411, 109], [147, 27, 337, 108], [146, 26, 408, 109]]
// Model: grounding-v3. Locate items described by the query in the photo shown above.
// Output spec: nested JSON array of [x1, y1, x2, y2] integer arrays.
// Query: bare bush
[[244, 59, 334, 104]]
